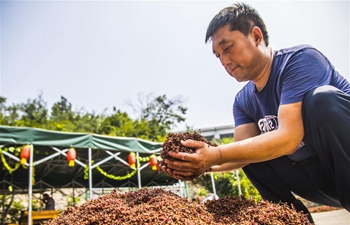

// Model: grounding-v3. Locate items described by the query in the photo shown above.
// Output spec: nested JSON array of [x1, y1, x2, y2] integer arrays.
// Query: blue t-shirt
[[233, 45, 350, 161]]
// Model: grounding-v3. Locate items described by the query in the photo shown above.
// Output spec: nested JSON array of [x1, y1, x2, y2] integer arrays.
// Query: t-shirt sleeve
[[280, 48, 332, 104], [233, 94, 255, 127]]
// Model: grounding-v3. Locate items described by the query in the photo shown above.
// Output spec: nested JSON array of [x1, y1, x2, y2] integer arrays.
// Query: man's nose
[[220, 56, 231, 68]]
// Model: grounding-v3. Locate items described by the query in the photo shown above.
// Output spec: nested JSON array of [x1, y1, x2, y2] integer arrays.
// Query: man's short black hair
[[205, 2, 269, 46]]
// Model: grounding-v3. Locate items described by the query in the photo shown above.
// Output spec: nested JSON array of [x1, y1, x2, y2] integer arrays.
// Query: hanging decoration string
[[96, 166, 137, 180], [83, 154, 162, 181], [0, 147, 28, 174], [84, 161, 137, 181], [0, 150, 21, 174]]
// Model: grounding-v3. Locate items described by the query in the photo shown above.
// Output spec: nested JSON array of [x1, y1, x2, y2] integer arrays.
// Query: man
[[43, 193, 55, 210], [162, 2, 350, 222]]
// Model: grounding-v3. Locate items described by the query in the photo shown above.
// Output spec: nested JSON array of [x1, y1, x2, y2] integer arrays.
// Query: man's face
[[212, 24, 262, 82]]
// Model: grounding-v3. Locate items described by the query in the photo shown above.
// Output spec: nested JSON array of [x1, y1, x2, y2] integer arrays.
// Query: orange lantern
[[128, 152, 136, 169], [149, 154, 158, 170], [20, 145, 31, 165], [67, 148, 76, 167]]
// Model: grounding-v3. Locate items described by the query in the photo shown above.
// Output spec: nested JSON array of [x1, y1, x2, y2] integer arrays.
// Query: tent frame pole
[[236, 170, 242, 196], [210, 173, 217, 198], [136, 152, 141, 189], [27, 144, 34, 225], [88, 148, 92, 200]]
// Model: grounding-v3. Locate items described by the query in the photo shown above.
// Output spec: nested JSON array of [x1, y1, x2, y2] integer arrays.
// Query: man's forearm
[[219, 129, 302, 164], [211, 162, 249, 172]]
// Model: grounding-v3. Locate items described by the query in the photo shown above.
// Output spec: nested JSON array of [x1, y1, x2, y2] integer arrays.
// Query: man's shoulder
[[274, 44, 315, 56], [235, 81, 255, 100]]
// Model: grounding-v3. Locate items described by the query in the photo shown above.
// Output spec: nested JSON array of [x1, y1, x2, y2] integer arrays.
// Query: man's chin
[[232, 76, 246, 82]]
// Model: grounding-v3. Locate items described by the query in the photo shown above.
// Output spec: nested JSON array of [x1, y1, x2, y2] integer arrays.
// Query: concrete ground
[[312, 209, 349, 225]]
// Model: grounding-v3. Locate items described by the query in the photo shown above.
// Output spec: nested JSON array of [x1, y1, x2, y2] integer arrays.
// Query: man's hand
[[161, 139, 221, 180], [161, 164, 194, 181]]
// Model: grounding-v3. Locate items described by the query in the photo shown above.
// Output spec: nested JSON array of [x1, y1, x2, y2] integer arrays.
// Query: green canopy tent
[[0, 125, 178, 223]]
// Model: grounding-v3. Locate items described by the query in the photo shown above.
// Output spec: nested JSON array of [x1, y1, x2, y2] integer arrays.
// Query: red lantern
[[20, 145, 31, 165], [128, 152, 136, 169], [67, 148, 76, 167], [149, 154, 158, 170]]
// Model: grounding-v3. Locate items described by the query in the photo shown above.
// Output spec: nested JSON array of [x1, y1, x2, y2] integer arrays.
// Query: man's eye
[[224, 44, 233, 52]]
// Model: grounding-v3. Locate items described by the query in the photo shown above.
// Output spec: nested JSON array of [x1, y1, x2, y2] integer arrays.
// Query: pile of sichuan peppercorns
[[160, 131, 217, 180], [46, 132, 312, 224], [46, 188, 312, 225]]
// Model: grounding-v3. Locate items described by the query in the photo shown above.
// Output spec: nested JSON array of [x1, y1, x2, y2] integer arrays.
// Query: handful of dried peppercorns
[[160, 131, 217, 180], [161, 131, 217, 160]]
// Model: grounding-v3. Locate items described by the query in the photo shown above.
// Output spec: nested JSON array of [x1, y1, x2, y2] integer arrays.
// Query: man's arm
[[165, 102, 304, 179], [211, 122, 260, 172], [217, 102, 304, 163]]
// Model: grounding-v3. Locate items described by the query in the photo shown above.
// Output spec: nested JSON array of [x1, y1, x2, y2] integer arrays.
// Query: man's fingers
[[166, 139, 205, 162], [174, 175, 193, 181], [168, 151, 192, 162], [181, 139, 205, 148], [164, 159, 193, 172], [161, 164, 194, 181], [173, 171, 195, 181], [161, 165, 174, 177]]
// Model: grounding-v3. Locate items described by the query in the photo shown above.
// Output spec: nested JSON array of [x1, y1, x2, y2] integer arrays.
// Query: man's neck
[[254, 47, 274, 92]]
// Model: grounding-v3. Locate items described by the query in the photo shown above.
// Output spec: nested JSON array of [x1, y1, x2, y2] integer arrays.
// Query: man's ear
[[251, 26, 263, 46]]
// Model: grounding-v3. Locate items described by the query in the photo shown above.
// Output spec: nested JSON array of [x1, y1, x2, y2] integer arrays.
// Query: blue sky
[[1, 0, 349, 131]]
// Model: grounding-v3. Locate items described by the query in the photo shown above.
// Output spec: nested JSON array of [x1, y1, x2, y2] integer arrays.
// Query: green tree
[[141, 94, 187, 129], [0, 93, 188, 141], [48, 96, 103, 133], [98, 109, 134, 136], [131, 118, 152, 140], [25, 96, 48, 126], [0, 97, 23, 126], [74, 111, 102, 134], [5, 94, 49, 128], [48, 96, 76, 131], [127, 93, 187, 141], [51, 96, 74, 121]]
